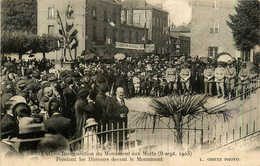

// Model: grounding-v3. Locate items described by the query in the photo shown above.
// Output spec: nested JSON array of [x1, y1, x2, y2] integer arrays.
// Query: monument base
[[62, 62, 74, 70]]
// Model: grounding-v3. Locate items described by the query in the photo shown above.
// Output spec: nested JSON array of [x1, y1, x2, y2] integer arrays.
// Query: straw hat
[[85, 118, 98, 128], [10, 123, 45, 142]]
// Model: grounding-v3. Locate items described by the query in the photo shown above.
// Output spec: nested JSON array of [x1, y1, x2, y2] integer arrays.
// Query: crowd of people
[[0, 53, 259, 155]]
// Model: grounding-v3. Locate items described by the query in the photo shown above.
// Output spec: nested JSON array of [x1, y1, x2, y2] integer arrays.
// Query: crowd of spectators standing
[[0, 54, 259, 155]]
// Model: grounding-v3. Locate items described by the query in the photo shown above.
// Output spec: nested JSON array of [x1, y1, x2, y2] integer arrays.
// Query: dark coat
[[1, 114, 18, 139], [95, 92, 110, 124], [44, 113, 71, 139], [74, 99, 94, 139], [106, 97, 128, 143]]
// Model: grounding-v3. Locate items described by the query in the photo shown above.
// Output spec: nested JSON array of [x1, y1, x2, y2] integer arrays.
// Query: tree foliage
[[1, 32, 58, 59], [1, 31, 35, 58], [227, 0, 260, 51], [133, 94, 229, 149], [1, 0, 37, 34], [32, 34, 59, 59]]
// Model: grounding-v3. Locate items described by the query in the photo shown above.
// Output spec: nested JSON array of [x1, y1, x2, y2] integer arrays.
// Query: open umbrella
[[217, 54, 232, 62], [114, 53, 125, 60], [82, 53, 96, 60]]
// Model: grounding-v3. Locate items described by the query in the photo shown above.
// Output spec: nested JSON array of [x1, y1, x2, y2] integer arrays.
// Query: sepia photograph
[[0, 0, 259, 165]]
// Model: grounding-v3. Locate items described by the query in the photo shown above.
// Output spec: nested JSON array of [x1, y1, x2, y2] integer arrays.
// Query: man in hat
[[1, 97, 31, 139], [133, 73, 141, 97], [106, 87, 128, 150], [165, 63, 178, 94], [225, 61, 237, 99], [180, 62, 191, 95], [214, 62, 225, 98], [74, 87, 95, 140], [44, 102, 71, 139], [238, 62, 250, 100], [204, 63, 215, 96]]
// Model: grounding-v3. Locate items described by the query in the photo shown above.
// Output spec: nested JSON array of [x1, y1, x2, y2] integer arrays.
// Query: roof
[[170, 32, 190, 39], [120, 0, 168, 14], [171, 25, 191, 33]]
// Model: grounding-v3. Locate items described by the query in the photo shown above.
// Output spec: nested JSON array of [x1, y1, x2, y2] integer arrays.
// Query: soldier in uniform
[[165, 63, 178, 94], [224, 61, 237, 99], [180, 62, 191, 95], [238, 62, 250, 100], [214, 62, 225, 98], [203, 63, 214, 96]]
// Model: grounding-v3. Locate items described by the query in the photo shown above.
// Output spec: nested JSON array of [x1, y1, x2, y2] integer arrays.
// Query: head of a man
[[116, 87, 124, 99]]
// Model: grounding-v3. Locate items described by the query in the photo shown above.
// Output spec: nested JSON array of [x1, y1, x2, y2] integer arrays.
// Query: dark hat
[[96, 74, 106, 83], [26, 69, 33, 76], [99, 83, 109, 93], [73, 72, 81, 81], [41, 75, 48, 81], [60, 71, 67, 78], [77, 87, 90, 98], [13, 103, 31, 118], [64, 76, 74, 85], [48, 76, 58, 82], [32, 71, 41, 79], [119, 106, 129, 114]]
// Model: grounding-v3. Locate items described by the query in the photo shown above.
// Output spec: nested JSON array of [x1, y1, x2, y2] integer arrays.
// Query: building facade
[[121, 0, 169, 55], [190, 0, 241, 59], [37, 0, 149, 60]]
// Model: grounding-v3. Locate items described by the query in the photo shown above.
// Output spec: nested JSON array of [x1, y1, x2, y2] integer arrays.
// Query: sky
[[147, 0, 192, 26]]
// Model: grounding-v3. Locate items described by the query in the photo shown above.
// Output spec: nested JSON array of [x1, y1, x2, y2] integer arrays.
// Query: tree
[[1, 0, 37, 34], [32, 34, 59, 59], [1, 31, 35, 59], [227, 0, 260, 51], [134, 95, 229, 149]]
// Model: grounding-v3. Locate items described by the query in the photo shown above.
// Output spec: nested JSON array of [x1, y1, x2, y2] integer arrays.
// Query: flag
[[69, 38, 77, 49], [66, 21, 78, 49]]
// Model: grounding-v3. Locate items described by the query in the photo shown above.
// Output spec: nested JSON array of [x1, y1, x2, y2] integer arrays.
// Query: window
[[93, 26, 97, 41], [48, 7, 55, 18], [241, 49, 250, 62], [113, 29, 116, 42], [113, 12, 116, 24], [92, 7, 97, 20], [136, 32, 139, 43], [48, 25, 54, 34], [153, 17, 156, 26], [210, 19, 219, 34], [104, 11, 107, 21], [129, 31, 132, 43], [121, 30, 124, 42], [208, 46, 218, 57], [104, 28, 107, 42], [211, 0, 219, 9]]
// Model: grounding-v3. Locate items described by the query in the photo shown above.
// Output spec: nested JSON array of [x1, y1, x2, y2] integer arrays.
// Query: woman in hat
[[83, 118, 100, 152]]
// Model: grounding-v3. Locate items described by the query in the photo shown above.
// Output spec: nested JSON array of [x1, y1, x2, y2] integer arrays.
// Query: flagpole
[[57, 10, 73, 61]]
